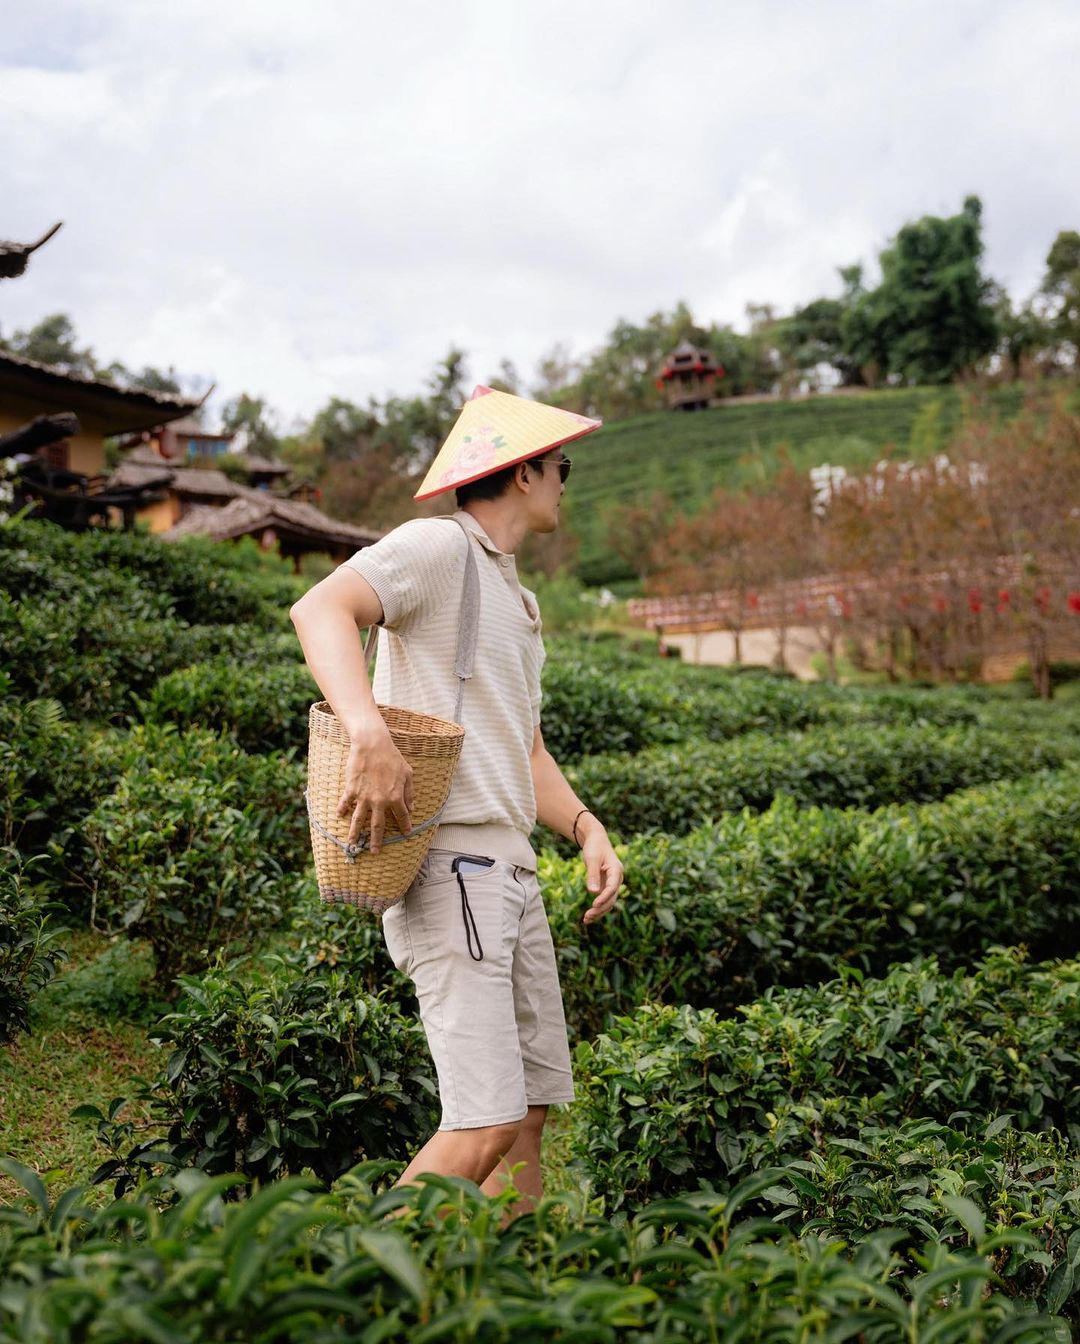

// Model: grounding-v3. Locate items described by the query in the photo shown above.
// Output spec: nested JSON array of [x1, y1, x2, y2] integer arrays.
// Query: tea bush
[[78, 955, 439, 1192], [0, 687, 127, 896], [81, 730, 310, 985], [0, 1161, 1070, 1341], [540, 660, 981, 763], [562, 722, 1065, 841], [0, 590, 202, 722], [543, 765, 1080, 1037], [274, 892, 414, 1014], [95, 721, 307, 862], [568, 948, 1080, 1211], [0, 516, 299, 627], [143, 657, 320, 753], [0, 849, 69, 1046], [756, 1117, 1080, 1317], [0, 519, 304, 725]]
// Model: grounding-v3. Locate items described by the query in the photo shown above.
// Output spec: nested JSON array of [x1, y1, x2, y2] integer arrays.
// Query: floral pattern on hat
[[437, 426, 507, 487]]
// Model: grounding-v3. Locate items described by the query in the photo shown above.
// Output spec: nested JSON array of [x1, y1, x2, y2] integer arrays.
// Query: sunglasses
[[531, 455, 573, 484]]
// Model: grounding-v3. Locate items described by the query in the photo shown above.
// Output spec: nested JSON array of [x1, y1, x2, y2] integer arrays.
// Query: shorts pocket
[[381, 904, 412, 975]]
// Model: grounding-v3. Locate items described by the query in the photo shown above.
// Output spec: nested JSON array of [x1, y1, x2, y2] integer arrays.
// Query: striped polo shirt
[[341, 508, 544, 869]]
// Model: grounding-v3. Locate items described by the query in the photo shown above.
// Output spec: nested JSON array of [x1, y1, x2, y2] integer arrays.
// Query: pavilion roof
[[0, 348, 199, 434], [161, 495, 382, 549], [107, 460, 245, 499]]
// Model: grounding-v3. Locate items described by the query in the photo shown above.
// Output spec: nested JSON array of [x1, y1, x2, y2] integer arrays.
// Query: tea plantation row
[[4, 517, 1080, 1335]]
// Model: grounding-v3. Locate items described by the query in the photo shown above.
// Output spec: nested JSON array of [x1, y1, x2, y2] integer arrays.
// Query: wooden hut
[[657, 341, 723, 411], [161, 492, 382, 572], [0, 348, 199, 480]]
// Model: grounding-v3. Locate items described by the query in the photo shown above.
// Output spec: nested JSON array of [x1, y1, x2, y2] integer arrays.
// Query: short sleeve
[[340, 518, 462, 631], [530, 635, 546, 728]]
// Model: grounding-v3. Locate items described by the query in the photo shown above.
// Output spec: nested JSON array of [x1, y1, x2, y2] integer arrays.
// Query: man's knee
[[520, 1104, 549, 1139], [462, 1118, 523, 1160]]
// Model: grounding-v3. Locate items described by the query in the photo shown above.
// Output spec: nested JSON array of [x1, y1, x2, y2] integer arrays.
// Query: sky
[[2, 0, 1079, 430]]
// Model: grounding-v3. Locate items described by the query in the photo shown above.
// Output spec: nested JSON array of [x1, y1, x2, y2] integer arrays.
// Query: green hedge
[[0, 516, 300, 627], [0, 849, 69, 1046], [0, 1161, 1070, 1340], [80, 725, 309, 983], [2, 715, 308, 936], [143, 657, 320, 753], [540, 660, 980, 763], [0, 687, 128, 895], [0, 519, 304, 724], [562, 722, 1065, 841], [568, 948, 1080, 1212], [0, 591, 197, 722], [541, 766, 1080, 1038], [79, 955, 438, 1193], [757, 1118, 1080, 1318]]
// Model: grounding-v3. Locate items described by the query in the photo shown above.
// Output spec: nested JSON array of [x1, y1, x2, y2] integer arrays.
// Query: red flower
[[997, 589, 1011, 612], [1036, 585, 1051, 613], [967, 588, 983, 614], [1068, 592, 1080, 614]]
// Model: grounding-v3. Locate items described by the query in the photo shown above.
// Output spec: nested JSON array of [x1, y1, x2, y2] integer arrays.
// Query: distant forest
[[3, 195, 1078, 530]]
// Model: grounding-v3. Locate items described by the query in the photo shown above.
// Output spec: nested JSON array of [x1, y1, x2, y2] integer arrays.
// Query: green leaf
[[357, 1228, 428, 1305], [1044, 1259, 1074, 1317], [941, 1194, 986, 1244], [0, 1158, 50, 1217]]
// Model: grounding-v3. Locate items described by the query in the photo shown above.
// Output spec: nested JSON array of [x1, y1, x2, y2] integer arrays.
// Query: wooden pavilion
[[657, 341, 724, 411]]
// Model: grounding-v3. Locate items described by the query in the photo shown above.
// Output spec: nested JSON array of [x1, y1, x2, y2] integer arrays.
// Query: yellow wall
[[0, 404, 106, 476], [136, 496, 181, 534]]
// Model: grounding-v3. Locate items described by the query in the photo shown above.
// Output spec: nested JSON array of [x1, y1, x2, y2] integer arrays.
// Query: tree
[[841, 197, 1000, 385], [992, 290, 1054, 380], [531, 343, 582, 406], [703, 322, 778, 396], [1039, 229, 1080, 370], [221, 393, 279, 457], [97, 360, 184, 395], [308, 397, 381, 463], [777, 296, 863, 387], [0, 312, 95, 377], [603, 492, 674, 583], [486, 359, 521, 394]]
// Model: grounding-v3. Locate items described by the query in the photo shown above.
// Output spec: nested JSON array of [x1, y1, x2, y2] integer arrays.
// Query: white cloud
[[1, 0, 1078, 423]]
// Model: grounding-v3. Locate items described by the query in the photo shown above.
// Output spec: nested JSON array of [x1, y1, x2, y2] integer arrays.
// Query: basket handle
[[303, 786, 445, 861], [361, 517, 480, 724]]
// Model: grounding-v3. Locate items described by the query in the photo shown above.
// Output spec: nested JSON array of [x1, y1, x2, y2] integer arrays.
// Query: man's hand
[[580, 822, 624, 926], [336, 719, 414, 855]]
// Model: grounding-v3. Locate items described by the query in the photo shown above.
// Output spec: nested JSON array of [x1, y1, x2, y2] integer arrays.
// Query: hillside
[[562, 383, 1043, 587]]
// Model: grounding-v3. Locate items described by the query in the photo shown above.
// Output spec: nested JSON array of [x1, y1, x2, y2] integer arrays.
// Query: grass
[[0, 931, 165, 1207]]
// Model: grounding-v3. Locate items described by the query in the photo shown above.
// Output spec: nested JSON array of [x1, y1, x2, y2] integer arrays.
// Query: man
[[289, 385, 623, 1216]]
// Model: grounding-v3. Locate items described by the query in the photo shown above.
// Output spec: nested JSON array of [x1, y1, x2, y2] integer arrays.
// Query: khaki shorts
[[381, 846, 575, 1130]]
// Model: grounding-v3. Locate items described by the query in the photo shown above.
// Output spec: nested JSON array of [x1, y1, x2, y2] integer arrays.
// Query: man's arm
[[289, 566, 413, 854], [530, 724, 623, 925]]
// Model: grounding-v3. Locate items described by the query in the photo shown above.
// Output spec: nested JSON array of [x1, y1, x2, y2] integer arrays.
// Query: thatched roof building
[[161, 491, 381, 570]]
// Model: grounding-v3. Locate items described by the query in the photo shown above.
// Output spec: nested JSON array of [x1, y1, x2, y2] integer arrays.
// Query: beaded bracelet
[[572, 807, 594, 847]]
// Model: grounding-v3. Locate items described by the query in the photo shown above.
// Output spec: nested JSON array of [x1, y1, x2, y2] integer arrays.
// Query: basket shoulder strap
[[362, 517, 481, 722]]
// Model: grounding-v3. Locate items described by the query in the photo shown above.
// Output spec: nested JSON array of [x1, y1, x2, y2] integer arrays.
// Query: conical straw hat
[[414, 385, 602, 501]]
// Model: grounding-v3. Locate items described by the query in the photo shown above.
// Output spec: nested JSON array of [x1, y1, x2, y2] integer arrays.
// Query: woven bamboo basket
[[305, 700, 465, 914]]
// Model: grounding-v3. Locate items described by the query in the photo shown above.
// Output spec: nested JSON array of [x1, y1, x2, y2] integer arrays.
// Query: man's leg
[[393, 1118, 524, 1190], [479, 1104, 548, 1219]]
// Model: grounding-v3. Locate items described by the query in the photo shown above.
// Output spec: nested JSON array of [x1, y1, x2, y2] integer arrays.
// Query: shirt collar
[[451, 508, 511, 558]]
